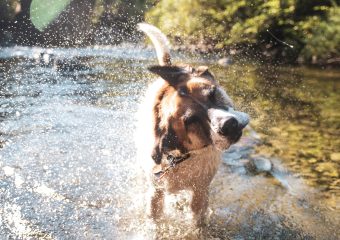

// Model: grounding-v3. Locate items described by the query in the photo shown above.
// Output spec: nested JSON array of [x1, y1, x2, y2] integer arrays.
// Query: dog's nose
[[208, 108, 249, 135], [221, 117, 242, 135]]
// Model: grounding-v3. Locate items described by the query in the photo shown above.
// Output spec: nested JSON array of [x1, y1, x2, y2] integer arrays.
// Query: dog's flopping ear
[[148, 65, 190, 87]]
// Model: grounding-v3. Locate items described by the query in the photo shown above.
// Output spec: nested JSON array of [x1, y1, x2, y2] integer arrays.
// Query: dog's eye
[[184, 115, 200, 125], [208, 87, 216, 102], [178, 87, 188, 97]]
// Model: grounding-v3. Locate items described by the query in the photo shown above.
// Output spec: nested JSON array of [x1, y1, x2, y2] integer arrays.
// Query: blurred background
[[0, 0, 339, 65]]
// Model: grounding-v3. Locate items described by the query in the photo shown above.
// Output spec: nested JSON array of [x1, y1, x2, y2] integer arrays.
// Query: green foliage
[[146, 0, 289, 47], [300, 6, 340, 63], [30, 0, 72, 31], [146, 0, 340, 64]]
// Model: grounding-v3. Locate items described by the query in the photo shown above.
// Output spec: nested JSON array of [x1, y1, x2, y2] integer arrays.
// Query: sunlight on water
[[0, 46, 339, 239]]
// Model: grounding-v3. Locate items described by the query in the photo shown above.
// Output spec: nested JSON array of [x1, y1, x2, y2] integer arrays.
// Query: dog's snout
[[208, 108, 249, 138]]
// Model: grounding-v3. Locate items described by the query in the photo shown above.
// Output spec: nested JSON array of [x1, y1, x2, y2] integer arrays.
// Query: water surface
[[0, 46, 339, 239]]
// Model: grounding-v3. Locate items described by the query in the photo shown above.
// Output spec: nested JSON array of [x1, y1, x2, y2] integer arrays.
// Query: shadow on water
[[0, 46, 339, 239]]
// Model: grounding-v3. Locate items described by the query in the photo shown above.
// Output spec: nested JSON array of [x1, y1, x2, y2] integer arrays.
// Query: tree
[[146, 0, 340, 64]]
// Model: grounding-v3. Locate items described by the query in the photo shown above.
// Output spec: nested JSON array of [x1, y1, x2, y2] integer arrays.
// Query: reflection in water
[[0, 46, 339, 239]]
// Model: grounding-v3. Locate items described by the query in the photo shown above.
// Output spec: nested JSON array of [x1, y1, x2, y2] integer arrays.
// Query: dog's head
[[150, 65, 249, 164]]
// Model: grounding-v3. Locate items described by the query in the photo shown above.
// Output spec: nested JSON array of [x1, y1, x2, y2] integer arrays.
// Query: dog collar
[[153, 152, 191, 181]]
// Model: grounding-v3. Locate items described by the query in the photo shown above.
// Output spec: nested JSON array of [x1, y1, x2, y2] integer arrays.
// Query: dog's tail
[[137, 23, 171, 66]]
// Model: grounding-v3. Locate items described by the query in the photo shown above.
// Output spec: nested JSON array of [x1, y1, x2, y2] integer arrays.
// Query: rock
[[315, 162, 339, 177], [54, 58, 90, 72], [246, 156, 273, 174], [218, 57, 233, 66], [36, 51, 90, 71], [253, 157, 272, 172], [308, 158, 318, 163], [330, 152, 340, 161]]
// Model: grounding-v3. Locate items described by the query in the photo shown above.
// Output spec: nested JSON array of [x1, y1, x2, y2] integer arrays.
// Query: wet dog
[[136, 23, 249, 226]]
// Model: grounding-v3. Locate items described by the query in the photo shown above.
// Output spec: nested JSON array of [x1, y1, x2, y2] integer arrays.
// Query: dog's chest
[[163, 147, 221, 193]]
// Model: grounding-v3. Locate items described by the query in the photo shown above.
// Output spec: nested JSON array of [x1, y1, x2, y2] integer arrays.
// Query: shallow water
[[0, 46, 339, 239]]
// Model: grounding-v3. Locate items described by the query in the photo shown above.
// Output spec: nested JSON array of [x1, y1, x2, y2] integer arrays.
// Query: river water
[[0, 46, 339, 239]]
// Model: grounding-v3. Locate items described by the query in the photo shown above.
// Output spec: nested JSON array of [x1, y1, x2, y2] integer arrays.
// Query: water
[[0, 46, 339, 239]]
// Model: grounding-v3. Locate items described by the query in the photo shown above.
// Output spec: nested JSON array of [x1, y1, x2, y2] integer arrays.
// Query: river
[[0, 46, 339, 239]]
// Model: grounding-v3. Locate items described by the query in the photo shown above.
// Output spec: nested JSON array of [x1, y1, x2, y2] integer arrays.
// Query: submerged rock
[[330, 152, 340, 161], [36, 52, 90, 71], [217, 57, 233, 66], [246, 156, 273, 174], [315, 162, 339, 177]]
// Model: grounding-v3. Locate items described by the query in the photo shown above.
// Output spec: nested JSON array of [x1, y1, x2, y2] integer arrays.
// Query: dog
[[136, 23, 249, 227]]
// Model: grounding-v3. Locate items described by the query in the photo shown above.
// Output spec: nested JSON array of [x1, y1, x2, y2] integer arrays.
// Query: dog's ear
[[148, 65, 190, 87], [194, 66, 215, 81]]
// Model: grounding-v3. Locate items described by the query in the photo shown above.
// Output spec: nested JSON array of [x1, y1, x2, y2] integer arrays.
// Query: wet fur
[[136, 23, 244, 226]]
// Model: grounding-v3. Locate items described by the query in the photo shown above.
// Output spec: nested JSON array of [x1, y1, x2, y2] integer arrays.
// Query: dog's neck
[[153, 145, 219, 181]]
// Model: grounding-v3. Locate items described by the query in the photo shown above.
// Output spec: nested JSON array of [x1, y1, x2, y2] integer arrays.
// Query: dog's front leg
[[149, 188, 164, 221], [190, 188, 209, 227]]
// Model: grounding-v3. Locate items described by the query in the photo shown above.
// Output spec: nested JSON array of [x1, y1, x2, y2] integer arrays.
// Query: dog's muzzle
[[208, 108, 249, 142]]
